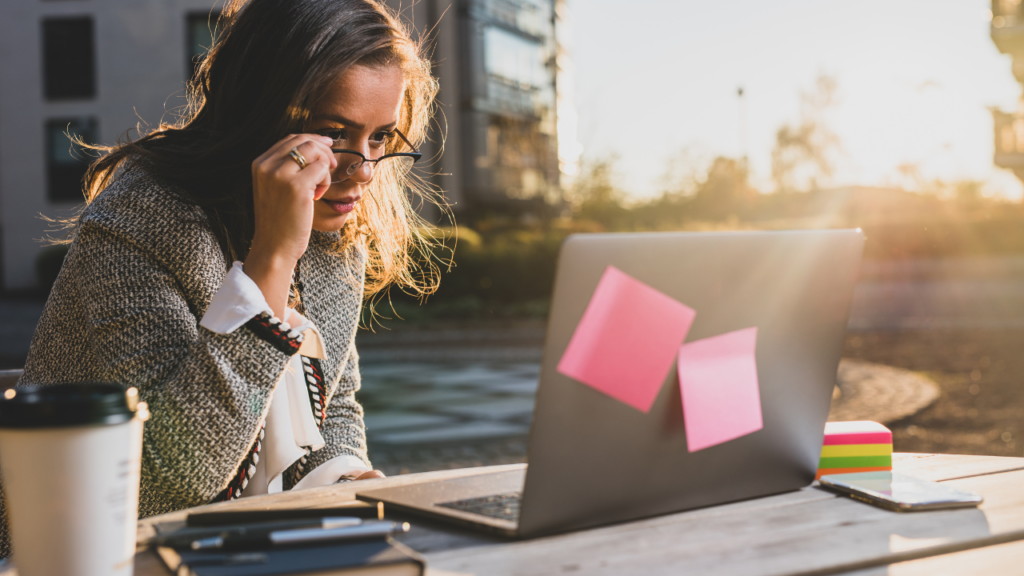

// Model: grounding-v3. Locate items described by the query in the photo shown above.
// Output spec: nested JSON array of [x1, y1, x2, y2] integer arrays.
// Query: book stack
[[817, 421, 893, 479], [151, 504, 425, 576], [157, 538, 424, 576]]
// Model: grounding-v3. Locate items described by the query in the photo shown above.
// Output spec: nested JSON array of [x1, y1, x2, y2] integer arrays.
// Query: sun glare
[[571, 0, 1023, 200]]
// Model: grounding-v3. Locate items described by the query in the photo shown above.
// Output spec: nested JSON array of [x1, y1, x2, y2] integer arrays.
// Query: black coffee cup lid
[[0, 383, 139, 428]]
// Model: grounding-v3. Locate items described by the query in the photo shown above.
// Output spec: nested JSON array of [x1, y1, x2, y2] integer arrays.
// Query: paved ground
[[850, 256, 1024, 329], [843, 328, 1024, 458], [358, 355, 939, 475], [830, 359, 940, 424], [2, 256, 1022, 474], [359, 361, 538, 474]]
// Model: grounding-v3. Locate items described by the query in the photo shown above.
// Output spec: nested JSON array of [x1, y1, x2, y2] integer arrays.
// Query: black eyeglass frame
[[329, 128, 422, 172]]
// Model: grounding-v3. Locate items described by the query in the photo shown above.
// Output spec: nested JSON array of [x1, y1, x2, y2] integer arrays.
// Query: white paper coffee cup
[[0, 384, 148, 576]]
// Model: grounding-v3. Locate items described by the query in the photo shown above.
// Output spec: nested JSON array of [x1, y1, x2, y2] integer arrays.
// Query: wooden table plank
[[128, 454, 1024, 576], [840, 538, 1024, 575], [890, 453, 1024, 482], [426, 462, 1024, 575]]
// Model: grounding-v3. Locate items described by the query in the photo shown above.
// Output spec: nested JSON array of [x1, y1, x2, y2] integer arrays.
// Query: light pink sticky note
[[557, 266, 696, 413], [677, 327, 762, 452]]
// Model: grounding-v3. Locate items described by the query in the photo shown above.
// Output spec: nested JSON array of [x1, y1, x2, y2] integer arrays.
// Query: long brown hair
[[80, 0, 444, 297]]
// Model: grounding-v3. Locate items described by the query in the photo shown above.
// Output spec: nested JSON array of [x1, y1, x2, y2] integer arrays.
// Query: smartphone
[[817, 471, 983, 512]]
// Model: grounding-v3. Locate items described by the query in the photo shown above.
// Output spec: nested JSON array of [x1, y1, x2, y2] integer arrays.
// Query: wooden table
[[125, 453, 1024, 575]]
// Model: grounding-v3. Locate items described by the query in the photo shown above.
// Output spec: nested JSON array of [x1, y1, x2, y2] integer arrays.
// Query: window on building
[[484, 26, 545, 88], [186, 11, 221, 80], [42, 17, 95, 100], [486, 0, 546, 38], [46, 118, 97, 203]]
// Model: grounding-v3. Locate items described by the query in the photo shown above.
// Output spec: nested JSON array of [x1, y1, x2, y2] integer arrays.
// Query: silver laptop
[[357, 229, 865, 538]]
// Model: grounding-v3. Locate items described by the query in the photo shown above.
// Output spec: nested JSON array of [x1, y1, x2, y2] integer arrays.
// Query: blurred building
[[384, 0, 575, 220], [992, 0, 1024, 181], [0, 0, 578, 291], [0, 0, 226, 291]]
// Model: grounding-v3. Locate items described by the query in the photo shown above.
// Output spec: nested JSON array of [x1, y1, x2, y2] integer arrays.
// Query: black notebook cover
[[156, 538, 424, 576]]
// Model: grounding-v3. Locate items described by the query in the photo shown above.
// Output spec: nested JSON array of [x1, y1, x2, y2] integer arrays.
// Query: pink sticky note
[[677, 327, 762, 452], [823, 421, 892, 446], [557, 266, 696, 413]]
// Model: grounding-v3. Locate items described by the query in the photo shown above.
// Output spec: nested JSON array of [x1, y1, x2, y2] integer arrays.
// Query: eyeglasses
[[329, 128, 422, 180]]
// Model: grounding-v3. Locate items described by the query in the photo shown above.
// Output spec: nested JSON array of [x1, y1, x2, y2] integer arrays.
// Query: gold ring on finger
[[288, 147, 308, 170]]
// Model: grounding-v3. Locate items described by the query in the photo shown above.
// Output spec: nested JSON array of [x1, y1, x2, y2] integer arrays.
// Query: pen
[[146, 517, 363, 549], [192, 520, 411, 550], [186, 502, 384, 526]]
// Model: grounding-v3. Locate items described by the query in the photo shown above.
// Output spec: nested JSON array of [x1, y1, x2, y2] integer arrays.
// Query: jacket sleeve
[[284, 339, 369, 489], [66, 218, 294, 511]]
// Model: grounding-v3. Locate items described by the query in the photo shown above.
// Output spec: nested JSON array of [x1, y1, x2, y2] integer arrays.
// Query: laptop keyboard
[[437, 492, 522, 521]]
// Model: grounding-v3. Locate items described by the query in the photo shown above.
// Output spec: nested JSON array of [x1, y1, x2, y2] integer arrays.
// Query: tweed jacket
[[3, 164, 369, 556]]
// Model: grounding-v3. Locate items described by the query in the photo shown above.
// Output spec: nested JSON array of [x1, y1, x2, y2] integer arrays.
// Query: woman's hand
[[244, 134, 337, 319], [335, 470, 385, 484]]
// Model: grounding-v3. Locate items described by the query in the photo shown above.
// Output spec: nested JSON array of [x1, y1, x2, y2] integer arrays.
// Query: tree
[[771, 74, 842, 192], [691, 156, 756, 218], [570, 156, 628, 228]]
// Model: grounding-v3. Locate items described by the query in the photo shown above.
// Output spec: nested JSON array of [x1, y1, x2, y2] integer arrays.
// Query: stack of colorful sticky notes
[[817, 421, 893, 479]]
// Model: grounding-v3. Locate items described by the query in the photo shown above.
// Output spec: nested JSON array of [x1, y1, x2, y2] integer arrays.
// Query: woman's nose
[[349, 159, 374, 182]]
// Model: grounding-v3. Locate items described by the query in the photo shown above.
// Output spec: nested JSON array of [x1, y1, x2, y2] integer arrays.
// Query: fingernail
[[319, 136, 334, 144]]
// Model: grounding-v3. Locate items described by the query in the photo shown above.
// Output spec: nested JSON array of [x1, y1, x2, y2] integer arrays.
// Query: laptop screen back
[[518, 230, 864, 537]]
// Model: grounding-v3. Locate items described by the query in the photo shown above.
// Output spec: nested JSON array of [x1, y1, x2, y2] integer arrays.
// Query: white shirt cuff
[[200, 261, 273, 334], [292, 454, 371, 491]]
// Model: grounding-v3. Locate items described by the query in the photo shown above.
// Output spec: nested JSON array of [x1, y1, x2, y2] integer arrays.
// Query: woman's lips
[[321, 196, 360, 214]]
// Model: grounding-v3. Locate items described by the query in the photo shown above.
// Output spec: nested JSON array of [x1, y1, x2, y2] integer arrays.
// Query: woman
[[4, 0, 442, 557]]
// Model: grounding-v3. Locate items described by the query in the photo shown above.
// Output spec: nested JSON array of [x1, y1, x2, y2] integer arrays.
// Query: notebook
[[154, 537, 424, 576]]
